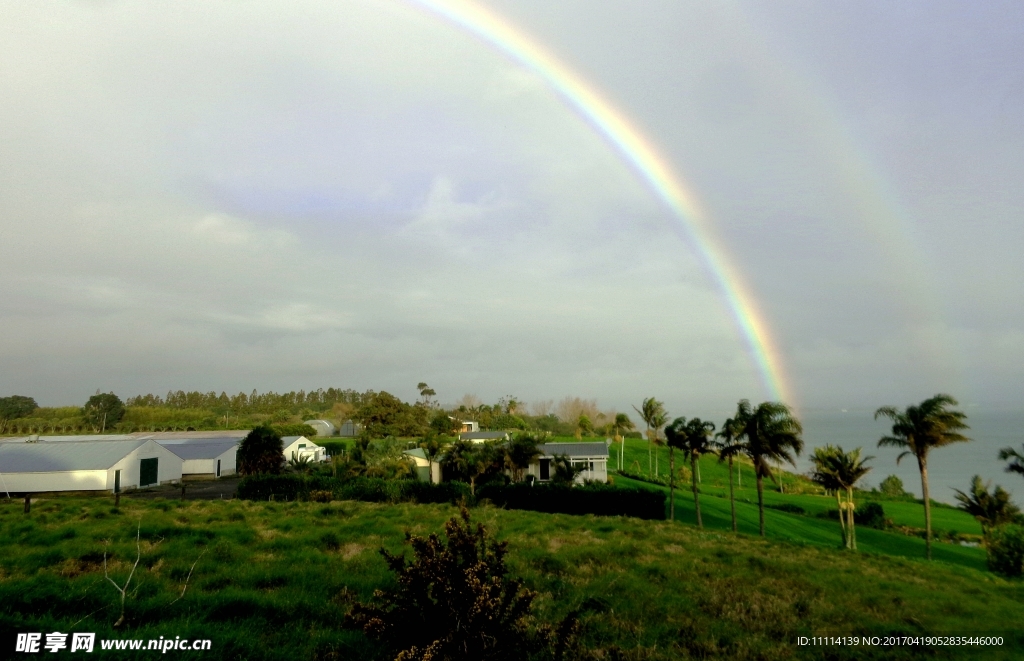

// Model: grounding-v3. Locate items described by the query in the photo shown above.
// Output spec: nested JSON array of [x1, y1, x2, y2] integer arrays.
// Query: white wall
[[0, 470, 109, 493], [109, 440, 183, 490], [181, 447, 237, 477], [283, 437, 326, 463]]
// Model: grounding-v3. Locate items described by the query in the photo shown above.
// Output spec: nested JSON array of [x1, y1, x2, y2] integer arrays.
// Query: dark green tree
[[734, 400, 804, 537], [0, 395, 37, 433], [83, 392, 125, 431], [666, 417, 717, 527], [237, 425, 285, 475], [503, 433, 541, 483], [878, 474, 908, 497], [953, 475, 1021, 536], [998, 444, 1024, 478], [441, 440, 502, 495], [875, 393, 971, 560], [430, 410, 462, 436]]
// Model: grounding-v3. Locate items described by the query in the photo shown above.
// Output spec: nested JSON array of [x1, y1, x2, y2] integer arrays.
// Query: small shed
[[0, 438, 183, 494], [402, 448, 442, 484], [159, 439, 238, 479], [282, 436, 327, 463], [339, 420, 361, 437], [528, 441, 609, 484]]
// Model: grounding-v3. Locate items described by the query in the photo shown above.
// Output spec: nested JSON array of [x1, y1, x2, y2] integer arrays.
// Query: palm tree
[[875, 393, 971, 560], [664, 418, 686, 521], [612, 413, 634, 470], [809, 446, 848, 546], [809, 445, 872, 549], [667, 417, 716, 528], [998, 444, 1024, 478], [503, 433, 541, 483], [633, 398, 668, 478], [715, 417, 745, 532], [575, 414, 593, 440], [953, 475, 1021, 536], [734, 400, 804, 537]]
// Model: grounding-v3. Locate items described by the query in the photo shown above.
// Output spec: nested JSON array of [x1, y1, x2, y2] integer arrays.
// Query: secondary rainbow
[[409, 0, 794, 404]]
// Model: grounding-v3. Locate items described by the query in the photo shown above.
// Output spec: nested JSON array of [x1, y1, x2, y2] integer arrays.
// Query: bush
[[346, 508, 592, 660], [987, 524, 1024, 577], [477, 483, 665, 520], [236, 474, 305, 501], [765, 503, 805, 515], [819, 502, 888, 530], [855, 502, 887, 529], [236, 474, 471, 506]]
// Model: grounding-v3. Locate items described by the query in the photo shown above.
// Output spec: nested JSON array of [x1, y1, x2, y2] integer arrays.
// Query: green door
[[140, 458, 158, 487]]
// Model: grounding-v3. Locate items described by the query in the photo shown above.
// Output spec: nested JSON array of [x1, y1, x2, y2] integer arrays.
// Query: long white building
[[0, 438, 183, 494]]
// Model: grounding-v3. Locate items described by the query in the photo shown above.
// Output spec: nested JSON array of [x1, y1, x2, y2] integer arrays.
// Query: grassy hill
[[1, 495, 1021, 660]]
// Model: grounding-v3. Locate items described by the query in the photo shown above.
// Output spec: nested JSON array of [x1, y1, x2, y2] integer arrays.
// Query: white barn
[[0, 438, 183, 494], [159, 439, 238, 479], [282, 436, 327, 463], [403, 448, 442, 484], [527, 442, 610, 484]]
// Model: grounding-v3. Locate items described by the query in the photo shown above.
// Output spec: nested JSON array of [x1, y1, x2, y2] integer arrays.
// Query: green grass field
[[1, 494, 1021, 660]]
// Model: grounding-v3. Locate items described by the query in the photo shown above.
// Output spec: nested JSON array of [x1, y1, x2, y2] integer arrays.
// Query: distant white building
[[0, 438, 183, 493], [282, 436, 327, 463], [527, 442, 609, 484], [159, 439, 238, 479], [304, 420, 337, 437], [403, 448, 442, 484]]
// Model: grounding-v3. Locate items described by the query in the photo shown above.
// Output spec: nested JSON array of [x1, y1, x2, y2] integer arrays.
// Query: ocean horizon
[[794, 408, 1023, 505]]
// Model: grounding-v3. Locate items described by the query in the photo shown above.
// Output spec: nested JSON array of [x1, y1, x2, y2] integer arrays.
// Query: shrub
[[236, 474, 305, 501], [346, 508, 592, 661], [477, 483, 665, 520], [317, 440, 349, 457], [987, 524, 1024, 577], [765, 503, 805, 515], [309, 490, 333, 503], [855, 502, 887, 529]]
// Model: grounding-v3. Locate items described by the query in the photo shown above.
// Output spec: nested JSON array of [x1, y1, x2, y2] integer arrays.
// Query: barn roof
[[537, 442, 609, 458], [0, 439, 150, 472], [161, 440, 238, 461]]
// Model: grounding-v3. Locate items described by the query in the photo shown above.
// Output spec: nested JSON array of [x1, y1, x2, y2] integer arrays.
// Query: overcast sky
[[1, 1, 1022, 417]]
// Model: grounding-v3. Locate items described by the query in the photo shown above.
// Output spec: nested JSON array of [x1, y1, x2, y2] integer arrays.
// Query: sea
[[795, 408, 1024, 504]]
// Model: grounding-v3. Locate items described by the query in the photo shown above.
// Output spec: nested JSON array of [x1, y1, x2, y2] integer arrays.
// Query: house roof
[[460, 431, 508, 440], [1, 434, 137, 443], [162, 440, 238, 461], [403, 448, 427, 460], [133, 430, 250, 440], [0, 439, 151, 472], [538, 442, 609, 458]]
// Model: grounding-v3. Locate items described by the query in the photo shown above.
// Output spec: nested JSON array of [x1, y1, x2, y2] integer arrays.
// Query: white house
[[304, 420, 337, 437], [282, 436, 327, 463], [158, 439, 238, 479], [403, 448, 442, 484], [0, 438, 183, 494], [527, 442, 609, 484]]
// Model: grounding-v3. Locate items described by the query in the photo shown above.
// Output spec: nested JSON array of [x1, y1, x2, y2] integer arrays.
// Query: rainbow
[[408, 0, 794, 405]]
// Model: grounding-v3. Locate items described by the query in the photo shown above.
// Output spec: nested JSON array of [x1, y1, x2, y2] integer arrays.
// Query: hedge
[[476, 483, 665, 520], [236, 474, 470, 505]]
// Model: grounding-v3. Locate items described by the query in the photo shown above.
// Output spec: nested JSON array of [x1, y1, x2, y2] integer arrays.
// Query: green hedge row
[[236, 474, 470, 505], [476, 482, 665, 520]]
